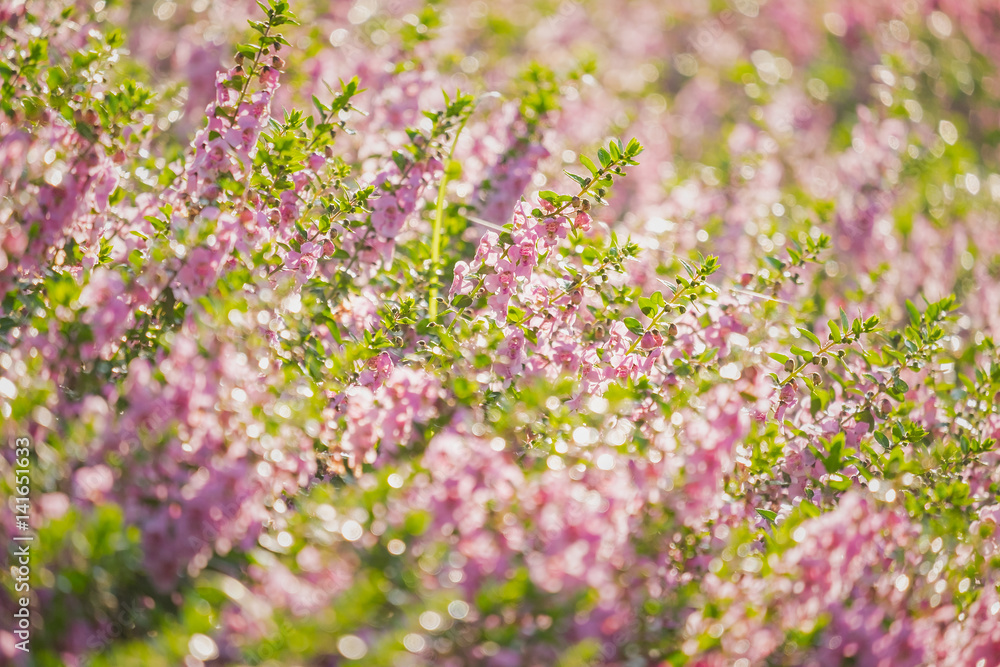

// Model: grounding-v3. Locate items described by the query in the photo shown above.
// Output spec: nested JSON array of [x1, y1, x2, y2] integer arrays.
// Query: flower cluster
[[2, 1, 1000, 666]]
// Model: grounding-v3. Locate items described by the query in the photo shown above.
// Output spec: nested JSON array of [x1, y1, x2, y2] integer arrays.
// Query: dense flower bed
[[1, 0, 999, 664]]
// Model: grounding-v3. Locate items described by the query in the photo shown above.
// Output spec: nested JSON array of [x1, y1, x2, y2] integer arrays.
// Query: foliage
[[1, 0, 1000, 665]]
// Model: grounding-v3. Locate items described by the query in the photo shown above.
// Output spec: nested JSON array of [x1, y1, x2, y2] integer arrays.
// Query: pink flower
[[78, 267, 133, 355], [484, 258, 517, 319], [494, 326, 526, 378], [551, 339, 581, 372], [483, 259, 516, 295], [474, 232, 503, 267], [541, 216, 568, 244], [358, 351, 394, 387], [259, 65, 280, 90], [508, 236, 538, 278], [775, 381, 799, 422], [371, 196, 405, 238], [175, 246, 223, 301], [92, 163, 119, 212], [449, 260, 478, 298], [640, 330, 663, 349], [278, 190, 299, 225]]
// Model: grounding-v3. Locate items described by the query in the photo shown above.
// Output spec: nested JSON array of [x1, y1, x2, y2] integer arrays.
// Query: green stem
[[428, 114, 470, 320], [445, 277, 485, 333], [625, 282, 696, 355], [548, 162, 617, 219], [782, 340, 837, 385]]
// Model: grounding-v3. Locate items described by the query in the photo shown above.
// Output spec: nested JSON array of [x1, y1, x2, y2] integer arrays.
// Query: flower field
[[2, 0, 1000, 664]]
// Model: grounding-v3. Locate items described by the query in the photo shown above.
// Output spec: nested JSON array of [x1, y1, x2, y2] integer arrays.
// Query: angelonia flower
[[3, 1, 1000, 666]]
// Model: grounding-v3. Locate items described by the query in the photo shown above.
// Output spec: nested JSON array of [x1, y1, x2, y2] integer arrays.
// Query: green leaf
[[873, 431, 891, 450], [597, 148, 611, 168], [828, 475, 853, 491], [828, 320, 842, 343], [756, 508, 778, 525], [453, 376, 475, 399], [623, 317, 644, 335], [797, 327, 821, 347], [790, 346, 813, 362], [608, 140, 621, 161]]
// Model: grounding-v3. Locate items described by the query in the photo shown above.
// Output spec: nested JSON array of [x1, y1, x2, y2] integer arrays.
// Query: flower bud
[[580, 199, 591, 212], [784, 360, 795, 373], [810, 373, 821, 385], [819, 355, 828, 367], [880, 399, 892, 415], [667, 323, 678, 337]]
